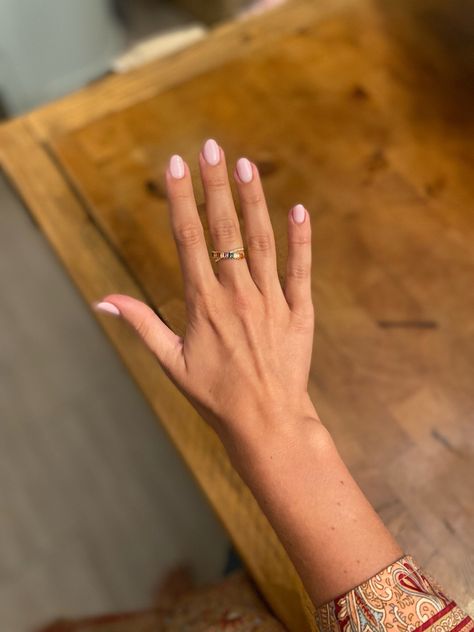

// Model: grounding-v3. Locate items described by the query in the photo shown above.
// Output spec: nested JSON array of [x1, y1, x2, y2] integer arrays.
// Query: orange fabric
[[314, 555, 473, 632], [40, 557, 472, 631]]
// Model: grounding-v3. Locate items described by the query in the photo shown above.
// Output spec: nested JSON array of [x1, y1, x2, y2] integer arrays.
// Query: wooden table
[[1, 0, 473, 627]]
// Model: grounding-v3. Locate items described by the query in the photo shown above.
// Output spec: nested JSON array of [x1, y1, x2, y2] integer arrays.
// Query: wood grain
[[51, 0, 474, 610], [24, 0, 352, 142], [1, 0, 474, 625], [0, 120, 312, 630]]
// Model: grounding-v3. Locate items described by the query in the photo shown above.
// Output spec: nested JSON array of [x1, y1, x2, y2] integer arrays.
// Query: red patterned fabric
[[314, 555, 473, 632], [38, 557, 473, 631]]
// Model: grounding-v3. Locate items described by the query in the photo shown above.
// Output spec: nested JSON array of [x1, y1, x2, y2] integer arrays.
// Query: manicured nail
[[203, 138, 220, 166], [292, 204, 306, 224], [94, 301, 120, 317], [169, 154, 185, 179], [236, 157, 253, 183]]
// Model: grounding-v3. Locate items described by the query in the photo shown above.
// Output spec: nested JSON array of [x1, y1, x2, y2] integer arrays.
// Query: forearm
[[228, 410, 403, 607]]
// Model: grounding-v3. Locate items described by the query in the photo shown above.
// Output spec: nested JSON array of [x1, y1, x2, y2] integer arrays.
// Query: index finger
[[166, 154, 218, 295]]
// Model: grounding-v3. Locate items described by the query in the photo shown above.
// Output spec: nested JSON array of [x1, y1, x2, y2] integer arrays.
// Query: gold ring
[[211, 247, 246, 263]]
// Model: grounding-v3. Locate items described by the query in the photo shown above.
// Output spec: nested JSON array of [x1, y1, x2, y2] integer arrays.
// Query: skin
[[97, 141, 403, 607]]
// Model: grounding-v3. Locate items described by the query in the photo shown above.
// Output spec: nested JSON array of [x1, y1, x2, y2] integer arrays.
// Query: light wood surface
[[0, 171, 228, 632], [24, 0, 349, 142], [1, 0, 473, 627]]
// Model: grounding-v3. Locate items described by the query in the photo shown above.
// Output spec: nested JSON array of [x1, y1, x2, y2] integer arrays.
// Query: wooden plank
[[1, 0, 474, 619], [0, 120, 314, 631], [49, 0, 474, 609], [24, 0, 353, 142]]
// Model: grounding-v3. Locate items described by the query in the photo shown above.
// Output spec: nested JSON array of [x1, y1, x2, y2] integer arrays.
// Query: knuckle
[[232, 290, 251, 314], [211, 217, 238, 241], [291, 306, 315, 332], [175, 222, 202, 248], [134, 317, 151, 340], [170, 189, 192, 202], [243, 190, 264, 206], [287, 263, 311, 280], [205, 175, 228, 192], [289, 235, 312, 246], [191, 290, 220, 319], [248, 233, 273, 253]]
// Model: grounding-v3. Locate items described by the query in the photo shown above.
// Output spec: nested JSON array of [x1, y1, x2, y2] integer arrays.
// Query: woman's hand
[[95, 139, 403, 606], [95, 139, 319, 460]]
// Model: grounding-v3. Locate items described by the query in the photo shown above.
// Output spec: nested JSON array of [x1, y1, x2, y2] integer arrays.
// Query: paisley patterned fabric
[[314, 555, 473, 632], [41, 556, 472, 631]]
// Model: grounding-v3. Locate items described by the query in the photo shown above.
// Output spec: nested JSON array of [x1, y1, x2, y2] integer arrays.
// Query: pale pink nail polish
[[236, 157, 253, 183], [292, 204, 306, 224], [94, 301, 121, 316], [203, 139, 220, 166], [169, 154, 185, 179]]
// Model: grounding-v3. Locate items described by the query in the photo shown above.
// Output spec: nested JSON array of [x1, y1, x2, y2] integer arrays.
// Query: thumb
[[94, 294, 183, 377]]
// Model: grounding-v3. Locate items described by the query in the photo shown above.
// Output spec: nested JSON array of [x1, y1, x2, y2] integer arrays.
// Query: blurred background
[[0, 0, 286, 117], [1, 1, 213, 116], [0, 1, 283, 631]]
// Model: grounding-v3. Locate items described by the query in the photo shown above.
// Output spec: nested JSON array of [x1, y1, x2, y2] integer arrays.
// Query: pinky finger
[[284, 204, 313, 314]]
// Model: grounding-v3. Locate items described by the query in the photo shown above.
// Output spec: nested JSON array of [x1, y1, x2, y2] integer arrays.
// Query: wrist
[[222, 398, 332, 487], [223, 410, 402, 607]]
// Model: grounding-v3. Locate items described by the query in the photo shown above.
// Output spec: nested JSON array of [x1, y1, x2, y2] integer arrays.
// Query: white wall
[[0, 0, 125, 115]]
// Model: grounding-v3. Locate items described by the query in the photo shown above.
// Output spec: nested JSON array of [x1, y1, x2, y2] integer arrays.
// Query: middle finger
[[199, 139, 252, 288]]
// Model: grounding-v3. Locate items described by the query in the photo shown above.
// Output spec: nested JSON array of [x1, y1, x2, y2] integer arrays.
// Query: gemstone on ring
[[211, 247, 245, 262]]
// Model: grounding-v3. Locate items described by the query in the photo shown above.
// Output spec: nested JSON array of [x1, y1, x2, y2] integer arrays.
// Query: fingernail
[[203, 138, 220, 166], [94, 301, 121, 317], [236, 157, 253, 183], [169, 154, 185, 179], [292, 204, 306, 224]]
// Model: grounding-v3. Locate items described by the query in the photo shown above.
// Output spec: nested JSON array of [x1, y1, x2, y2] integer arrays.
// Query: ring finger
[[199, 139, 252, 287]]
